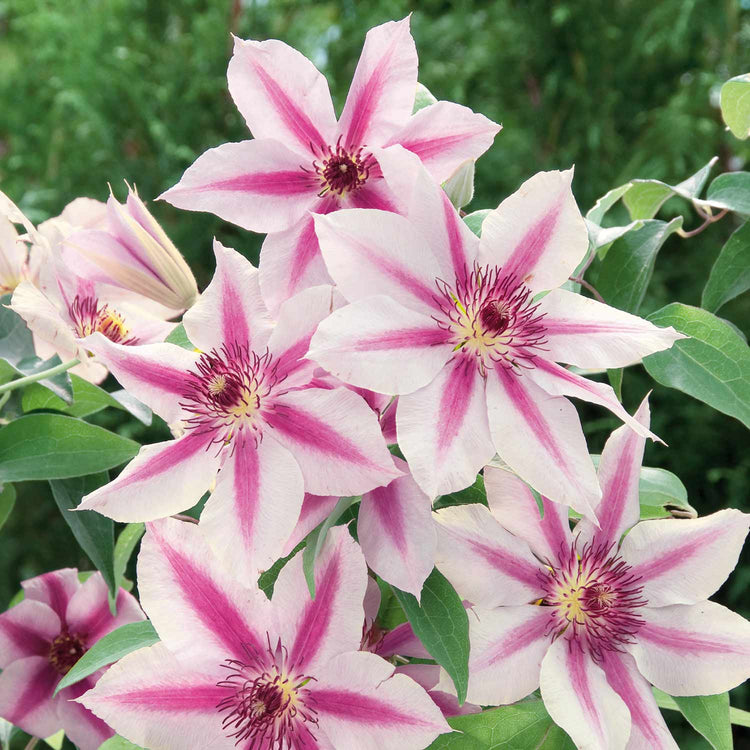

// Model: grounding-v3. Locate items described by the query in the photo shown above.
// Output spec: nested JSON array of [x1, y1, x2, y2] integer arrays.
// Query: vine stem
[[678, 208, 728, 238], [24, 738, 39, 750], [568, 276, 606, 304], [0, 358, 79, 395]]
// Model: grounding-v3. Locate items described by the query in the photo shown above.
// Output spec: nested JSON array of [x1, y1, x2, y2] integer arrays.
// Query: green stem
[[23, 738, 39, 750], [0, 358, 79, 395]]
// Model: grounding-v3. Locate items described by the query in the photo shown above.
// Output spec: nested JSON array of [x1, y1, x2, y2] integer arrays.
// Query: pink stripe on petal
[[474, 609, 550, 670], [111, 684, 227, 711], [341, 56, 390, 150], [630, 528, 714, 582], [442, 193, 470, 281], [378, 622, 430, 659], [233, 441, 260, 554], [346, 182, 398, 212], [12, 662, 59, 724], [314, 688, 425, 725], [638, 621, 744, 654], [436, 355, 477, 454], [119, 432, 209, 486], [204, 170, 313, 197], [287, 214, 322, 294], [350, 326, 451, 352], [0, 619, 49, 659], [471, 539, 544, 588], [220, 277, 250, 348], [107, 355, 187, 398]]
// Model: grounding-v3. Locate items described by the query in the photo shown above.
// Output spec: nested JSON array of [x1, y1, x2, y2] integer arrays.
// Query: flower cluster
[[1, 15, 749, 750]]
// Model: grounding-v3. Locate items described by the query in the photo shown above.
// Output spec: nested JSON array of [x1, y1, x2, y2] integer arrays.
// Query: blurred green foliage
[[1, 1, 750, 745]]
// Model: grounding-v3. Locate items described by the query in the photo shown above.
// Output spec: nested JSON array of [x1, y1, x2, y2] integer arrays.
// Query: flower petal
[[397, 354, 495, 498], [484, 465, 572, 563], [78, 643, 231, 750], [200, 434, 304, 586], [21, 568, 79, 622], [272, 527, 367, 674], [183, 240, 272, 352], [478, 169, 587, 293], [311, 651, 450, 750], [159, 139, 316, 233], [599, 651, 678, 750], [137, 518, 271, 666], [343, 177, 400, 212], [77, 433, 221, 522], [485, 365, 600, 518], [538, 288, 686, 369], [434, 504, 546, 608], [337, 18, 417, 149], [265, 386, 402, 495], [377, 622, 430, 660], [227, 36, 336, 155], [396, 664, 480, 717], [58, 676, 115, 750], [281, 493, 339, 557], [621, 509, 750, 606], [540, 638, 631, 750], [0, 600, 59, 667], [631, 601, 750, 695], [358, 457, 436, 598]]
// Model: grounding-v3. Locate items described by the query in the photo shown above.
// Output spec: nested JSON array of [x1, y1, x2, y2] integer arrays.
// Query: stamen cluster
[[69, 294, 136, 345], [48, 631, 87, 675], [308, 137, 374, 197]]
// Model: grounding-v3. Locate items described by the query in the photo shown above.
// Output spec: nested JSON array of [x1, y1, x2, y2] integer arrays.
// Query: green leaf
[[655, 688, 750, 729], [98, 736, 145, 750], [302, 496, 359, 598], [14, 354, 74, 403], [702, 221, 750, 313], [705, 172, 750, 215], [258, 541, 303, 598], [643, 303, 750, 429], [413, 82, 438, 113], [720, 73, 750, 140], [109, 389, 152, 425], [0, 483, 15, 531], [672, 694, 732, 750], [607, 368, 623, 401], [54, 620, 159, 696], [427, 700, 575, 749], [391, 567, 470, 705], [433, 474, 487, 510], [463, 209, 492, 237], [375, 575, 408, 629], [49, 473, 116, 597], [113, 523, 145, 593], [586, 183, 633, 225], [592, 218, 683, 313], [443, 159, 475, 210], [0, 413, 140, 482], [164, 323, 194, 350], [0, 294, 35, 368]]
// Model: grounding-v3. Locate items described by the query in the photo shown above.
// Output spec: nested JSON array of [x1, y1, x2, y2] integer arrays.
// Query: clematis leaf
[[53, 621, 159, 696], [433, 474, 487, 510], [705, 172, 750, 214], [0, 483, 15, 532], [720, 73, 750, 140], [643, 303, 750, 429], [0, 414, 140, 482], [702, 221, 750, 313], [413, 81, 438, 113], [392, 567, 470, 705], [98, 737, 145, 750], [463, 209, 491, 237], [164, 322, 195, 350], [113, 523, 145, 594], [672, 694, 732, 750]]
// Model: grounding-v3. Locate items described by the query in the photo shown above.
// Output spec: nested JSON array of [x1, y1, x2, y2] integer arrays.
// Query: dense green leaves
[[54, 621, 159, 695], [643, 304, 750, 429], [0, 413, 140, 482], [0, 484, 16, 532], [702, 221, 750, 313], [721, 74, 750, 140], [392, 568, 470, 705]]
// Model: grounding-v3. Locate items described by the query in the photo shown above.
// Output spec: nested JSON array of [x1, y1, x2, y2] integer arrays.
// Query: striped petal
[[272, 527, 367, 674], [227, 36, 336, 155], [377, 622, 430, 660], [599, 651, 678, 750], [281, 493, 339, 557], [309, 295, 452, 395], [621, 509, 750, 606], [478, 169, 588, 293], [540, 638, 631, 750], [21, 568, 79, 622], [77, 432, 221, 522], [538, 288, 686, 369], [486, 365, 600, 519], [484, 465, 572, 564], [358, 457, 436, 598], [631, 601, 750, 696], [343, 177, 400, 212], [200, 434, 304, 586], [396, 664, 481, 717], [434, 504, 546, 608], [183, 240, 272, 352], [137, 518, 271, 665], [311, 651, 450, 750], [78, 643, 231, 750], [160, 139, 316, 233], [264, 386, 402, 496], [58, 676, 115, 750], [397, 353, 495, 498], [337, 17, 417, 149], [0, 656, 60, 741], [0, 600, 59, 667]]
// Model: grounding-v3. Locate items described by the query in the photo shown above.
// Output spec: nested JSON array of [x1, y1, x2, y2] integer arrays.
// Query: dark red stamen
[[48, 631, 87, 675], [69, 294, 137, 345], [309, 136, 373, 197]]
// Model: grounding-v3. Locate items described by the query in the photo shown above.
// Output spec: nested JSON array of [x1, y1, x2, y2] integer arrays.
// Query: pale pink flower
[[0, 190, 44, 294], [160, 17, 500, 313], [308, 147, 684, 515], [77, 241, 400, 582], [433, 398, 750, 749], [0, 569, 144, 750], [79, 520, 450, 749]]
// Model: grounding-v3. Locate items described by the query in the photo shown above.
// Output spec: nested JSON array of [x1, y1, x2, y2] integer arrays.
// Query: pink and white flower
[[309, 148, 684, 514], [78, 520, 450, 749], [77, 241, 400, 581], [433, 398, 750, 749], [160, 17, 500, 312], [0, 569, 144, 750], [0, 190, 44, 294]]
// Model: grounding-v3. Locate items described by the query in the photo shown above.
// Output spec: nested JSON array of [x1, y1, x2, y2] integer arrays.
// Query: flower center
[[48, 631, 87, 675], [69, 295, 136, 345], [180, 344, 281, 447], [540, 543, 646, 660], [310, 138, 373, 197], [217, 638, 318, 747], [433, 264, 547, 375]]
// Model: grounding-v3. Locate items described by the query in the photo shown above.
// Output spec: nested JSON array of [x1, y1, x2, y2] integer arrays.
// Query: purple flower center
[[69, 294, 137, 345], [539, 542, 647, 661], [310, 137, 373, 197], [434, 264, 547, 375], [48, 631, 87, 675], [217, 637, 318, 747]]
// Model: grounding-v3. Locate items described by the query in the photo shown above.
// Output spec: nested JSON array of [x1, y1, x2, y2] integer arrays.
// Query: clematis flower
[[61, 184, 198, 313], [432, 398, 750, 749], [0, 569, 144, 750], [77, 241, 400, 581], [160, 17, 500, 312], [309, 147, 684, 515], [78, 520, 450, 749], [0, 190, 43, 294]]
